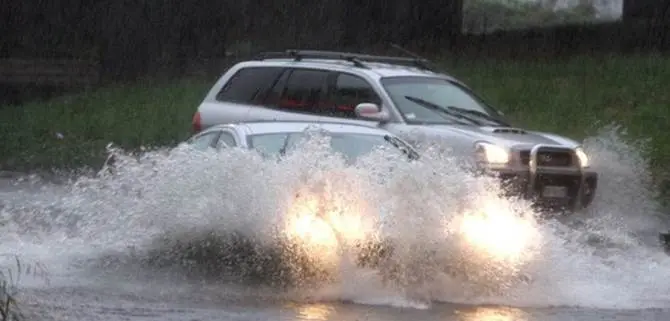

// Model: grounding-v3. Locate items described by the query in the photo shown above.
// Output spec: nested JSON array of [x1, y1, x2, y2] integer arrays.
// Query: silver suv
[[191, 50, 598, 212]]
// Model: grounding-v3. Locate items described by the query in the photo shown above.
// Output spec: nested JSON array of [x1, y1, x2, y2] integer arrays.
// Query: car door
[[250, 67, 333, 122], [324, 72, 390, 127], [254, 68, 391, 128]]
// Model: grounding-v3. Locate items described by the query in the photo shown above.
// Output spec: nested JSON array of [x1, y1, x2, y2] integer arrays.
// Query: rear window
[[216, 67, 285, 104]]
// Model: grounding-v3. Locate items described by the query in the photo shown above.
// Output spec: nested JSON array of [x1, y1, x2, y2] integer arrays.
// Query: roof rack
[[253, 49, 433, 71]]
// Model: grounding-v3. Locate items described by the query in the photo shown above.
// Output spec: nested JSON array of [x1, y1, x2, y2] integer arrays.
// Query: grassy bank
[[0, 256, 46, 321], [1, 54, 669, 187], [0, 79, 210, 171]]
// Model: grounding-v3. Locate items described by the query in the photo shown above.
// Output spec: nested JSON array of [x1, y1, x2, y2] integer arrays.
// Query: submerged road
[[2, 174, 670, 321], [14, 281, 670, 321], [18, 287, 670, 321]]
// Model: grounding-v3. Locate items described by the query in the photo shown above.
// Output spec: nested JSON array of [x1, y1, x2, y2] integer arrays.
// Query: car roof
[[207, 121, 396, 137], [231, 59, 458, 82]]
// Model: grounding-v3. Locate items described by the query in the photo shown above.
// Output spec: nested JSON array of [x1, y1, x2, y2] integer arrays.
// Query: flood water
[[2, 125, 670, 321]]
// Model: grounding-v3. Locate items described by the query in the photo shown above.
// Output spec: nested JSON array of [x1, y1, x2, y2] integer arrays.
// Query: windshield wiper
[[445, 106, 510, 126], [403, 95, 482, 126]]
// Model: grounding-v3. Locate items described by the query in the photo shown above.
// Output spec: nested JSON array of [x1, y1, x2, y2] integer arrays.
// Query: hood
[[401, 124, 581, 151]]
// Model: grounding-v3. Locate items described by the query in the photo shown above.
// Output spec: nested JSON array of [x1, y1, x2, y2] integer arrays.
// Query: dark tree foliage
[[463, 0, 603, 34], [1, 0, 669, 84], [1, 0, 464, 81]]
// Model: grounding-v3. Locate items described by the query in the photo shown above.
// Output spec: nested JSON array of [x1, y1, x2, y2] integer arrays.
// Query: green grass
[[0, 255, 49, 321], [0, 78, 211, 171], [1, 54, 669, 189], [0, 262, 20, 321]]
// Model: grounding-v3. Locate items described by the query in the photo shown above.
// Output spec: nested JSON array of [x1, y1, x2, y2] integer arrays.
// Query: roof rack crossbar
[[253, 50, 433, 71]]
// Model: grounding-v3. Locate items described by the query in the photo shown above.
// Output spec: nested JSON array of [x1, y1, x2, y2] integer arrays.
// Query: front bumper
[[482, 144, 598, 212]]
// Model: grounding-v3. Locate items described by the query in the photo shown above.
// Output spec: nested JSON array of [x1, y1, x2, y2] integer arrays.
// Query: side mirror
[[354, 103, 390, 123]]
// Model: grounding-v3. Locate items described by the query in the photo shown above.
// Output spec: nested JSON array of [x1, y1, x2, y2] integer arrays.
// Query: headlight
[[455, 199, 542, 264], [475, 142, 510, 164], [574, 147, 589, 168], [286, 191, 368, 250], [288, 214, 339, 248]]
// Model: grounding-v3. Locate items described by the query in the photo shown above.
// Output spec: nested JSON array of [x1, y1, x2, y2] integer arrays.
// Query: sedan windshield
[[381, 76, 509, 126], [247, 132, 418, 161]]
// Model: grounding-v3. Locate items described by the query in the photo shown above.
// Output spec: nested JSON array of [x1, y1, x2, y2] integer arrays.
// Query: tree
[[463, 0, 600, 34]]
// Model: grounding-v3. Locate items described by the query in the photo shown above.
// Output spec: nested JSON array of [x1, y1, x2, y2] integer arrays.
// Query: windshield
[[247, 132, 417, 161], [381, 76, 509, 126]]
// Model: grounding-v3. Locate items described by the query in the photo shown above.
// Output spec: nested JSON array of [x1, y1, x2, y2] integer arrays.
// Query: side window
[[283, 133, 303, 153], [216, 67, 285, 104], [270, 69, 330, 114], [251, 133, 291, 157], [329, 73, 382, 118], [263, 70, 290, 106], [188, 131, 221, 151], [216, 131, 237, 149]]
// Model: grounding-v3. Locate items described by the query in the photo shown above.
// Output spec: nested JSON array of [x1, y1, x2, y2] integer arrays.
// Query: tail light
[[192, 111, 202, 133]]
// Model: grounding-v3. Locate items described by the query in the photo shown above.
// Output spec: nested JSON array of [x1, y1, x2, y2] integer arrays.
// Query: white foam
[[1, 125, 668, 310]]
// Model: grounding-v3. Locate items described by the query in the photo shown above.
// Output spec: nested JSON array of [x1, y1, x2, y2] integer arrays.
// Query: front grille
[[519, 149, 574, 167]]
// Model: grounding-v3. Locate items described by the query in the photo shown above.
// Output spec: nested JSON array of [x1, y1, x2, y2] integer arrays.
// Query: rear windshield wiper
[[444, 106, 510, 126], [404, 95, 482, 126]]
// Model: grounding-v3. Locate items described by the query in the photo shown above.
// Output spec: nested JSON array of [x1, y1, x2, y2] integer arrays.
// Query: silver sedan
[[185, 120, 420, 161]]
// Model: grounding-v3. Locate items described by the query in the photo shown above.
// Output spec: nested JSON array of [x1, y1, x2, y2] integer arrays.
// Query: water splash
[[1, 125, 669, 310]]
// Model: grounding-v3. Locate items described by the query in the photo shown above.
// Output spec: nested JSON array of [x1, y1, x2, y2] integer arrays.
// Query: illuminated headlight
[[475, 142, 510, 164], [574, 147, 589, 168]]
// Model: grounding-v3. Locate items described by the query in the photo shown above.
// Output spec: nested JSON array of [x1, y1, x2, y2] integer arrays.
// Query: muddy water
[[2, 126, 670, 321]]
